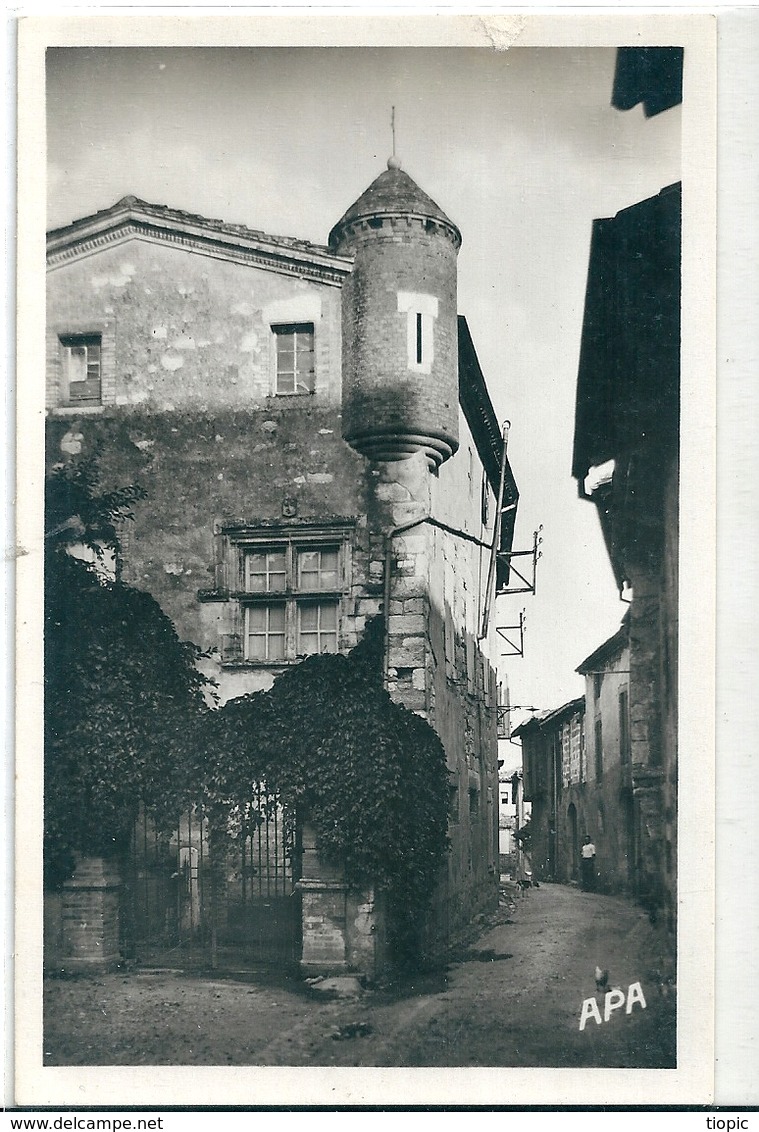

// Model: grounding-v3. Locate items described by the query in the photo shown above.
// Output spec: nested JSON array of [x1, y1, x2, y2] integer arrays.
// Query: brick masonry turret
[[330, 161, 461, 470]]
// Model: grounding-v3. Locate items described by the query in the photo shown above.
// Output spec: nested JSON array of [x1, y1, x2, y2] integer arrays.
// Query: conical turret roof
[[328, 161, 461, 249]]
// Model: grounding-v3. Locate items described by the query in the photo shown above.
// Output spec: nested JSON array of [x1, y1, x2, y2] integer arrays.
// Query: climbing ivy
[[44, 460, 213, 886], [204, 620, 452, 965]]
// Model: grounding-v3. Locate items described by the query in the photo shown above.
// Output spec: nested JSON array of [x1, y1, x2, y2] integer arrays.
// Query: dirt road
[[43, 882, 676, 1068]]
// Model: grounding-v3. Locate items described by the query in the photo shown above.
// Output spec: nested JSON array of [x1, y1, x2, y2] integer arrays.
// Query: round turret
[[329, 160, 461, 470]]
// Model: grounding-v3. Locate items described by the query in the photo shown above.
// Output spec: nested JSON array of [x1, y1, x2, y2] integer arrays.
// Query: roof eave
[[576, 624, 629, 675], [47, 201, 354, 283], [457, 316, 518, 504]]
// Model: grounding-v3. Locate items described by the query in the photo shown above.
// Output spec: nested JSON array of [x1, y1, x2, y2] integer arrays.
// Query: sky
[[46, 44, 682, 721]]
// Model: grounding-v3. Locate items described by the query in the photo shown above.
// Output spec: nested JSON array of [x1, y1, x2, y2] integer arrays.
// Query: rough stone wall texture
[[300, 888, 348, 968], [659, 448, 679, 932], [46, 403, 375, 703], [554, 712, 586, 882], [612, 444, 677, 924], [60, 857, 122, 972], [561, 713, 585, 788], [344, 889, 388, 977], [339, 222, 459, 458], [627, 579, 665, 909], [526, 673, 638, 897], [423, 416, 501, 945]]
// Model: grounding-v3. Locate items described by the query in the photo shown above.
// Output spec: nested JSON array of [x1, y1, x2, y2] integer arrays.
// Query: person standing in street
[[580, 835, 596, 891]]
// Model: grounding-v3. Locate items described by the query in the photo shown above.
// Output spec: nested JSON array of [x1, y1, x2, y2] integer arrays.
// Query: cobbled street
[[44, 883, 676, 1069]]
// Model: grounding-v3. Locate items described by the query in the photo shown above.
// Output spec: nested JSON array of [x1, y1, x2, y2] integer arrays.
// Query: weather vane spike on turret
[[388, 106, 401, 170]]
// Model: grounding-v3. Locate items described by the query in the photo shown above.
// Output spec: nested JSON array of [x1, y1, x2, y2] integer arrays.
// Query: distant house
[[516, 615, 669, 899], [515, 697, 585, 883], [576, 621, 635, 894]]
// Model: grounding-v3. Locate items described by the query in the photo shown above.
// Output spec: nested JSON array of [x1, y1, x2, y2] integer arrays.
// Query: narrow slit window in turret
[[397, 292, 438, 375]]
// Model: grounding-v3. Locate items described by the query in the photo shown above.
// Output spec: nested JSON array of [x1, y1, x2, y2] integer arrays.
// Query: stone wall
[[426, 422, 501, 941], [579, 640, 635, 894], [660, 447, 679, 931]]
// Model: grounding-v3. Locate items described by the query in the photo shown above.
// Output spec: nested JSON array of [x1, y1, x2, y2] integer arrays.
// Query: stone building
[[572, 182, 680, 929], [515, 697, 584, 884], [45, 160, 519, 975], [517, 616, 664, 900]]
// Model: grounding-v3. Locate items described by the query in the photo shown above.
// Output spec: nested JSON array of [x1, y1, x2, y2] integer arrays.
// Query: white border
[[14, 9, 718, 1109]]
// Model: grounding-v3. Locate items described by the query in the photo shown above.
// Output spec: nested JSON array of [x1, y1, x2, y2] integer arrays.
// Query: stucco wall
[[580, 641, 634, 894], [47, 238, 343, 413]]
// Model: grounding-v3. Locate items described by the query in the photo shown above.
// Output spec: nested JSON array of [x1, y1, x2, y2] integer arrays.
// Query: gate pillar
[[298, 879, 349, 972], [296, 825, 387, 978], [297, 822, 348, 972], [61, 855, 122, 972]]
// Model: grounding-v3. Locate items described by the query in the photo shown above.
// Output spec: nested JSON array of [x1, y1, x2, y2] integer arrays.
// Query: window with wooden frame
[[60, 334, 102, 405], [273, 323, 315, 395], [225, 533, 347, 664]]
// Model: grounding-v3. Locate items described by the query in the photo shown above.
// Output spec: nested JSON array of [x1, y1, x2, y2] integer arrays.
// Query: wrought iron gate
[[122, 789, 301, 970]]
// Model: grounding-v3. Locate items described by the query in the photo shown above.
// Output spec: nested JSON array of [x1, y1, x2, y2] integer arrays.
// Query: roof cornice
[[47, 198, 354, 287]]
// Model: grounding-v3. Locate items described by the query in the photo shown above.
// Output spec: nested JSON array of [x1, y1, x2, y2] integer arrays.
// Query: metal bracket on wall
[[497, 610, 526, 658], [496, 525, 543, 596]]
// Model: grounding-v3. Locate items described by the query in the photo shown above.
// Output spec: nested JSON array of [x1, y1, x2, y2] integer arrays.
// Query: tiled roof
[[328, 162, 460, 248], [511, 696, 585, 737]]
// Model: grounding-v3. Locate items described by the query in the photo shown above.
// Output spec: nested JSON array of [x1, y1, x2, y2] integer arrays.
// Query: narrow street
[[44, 883, 676, 1069]]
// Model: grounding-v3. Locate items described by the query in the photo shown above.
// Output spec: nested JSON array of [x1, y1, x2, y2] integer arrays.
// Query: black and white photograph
[[13, 10, 721, 1109]]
